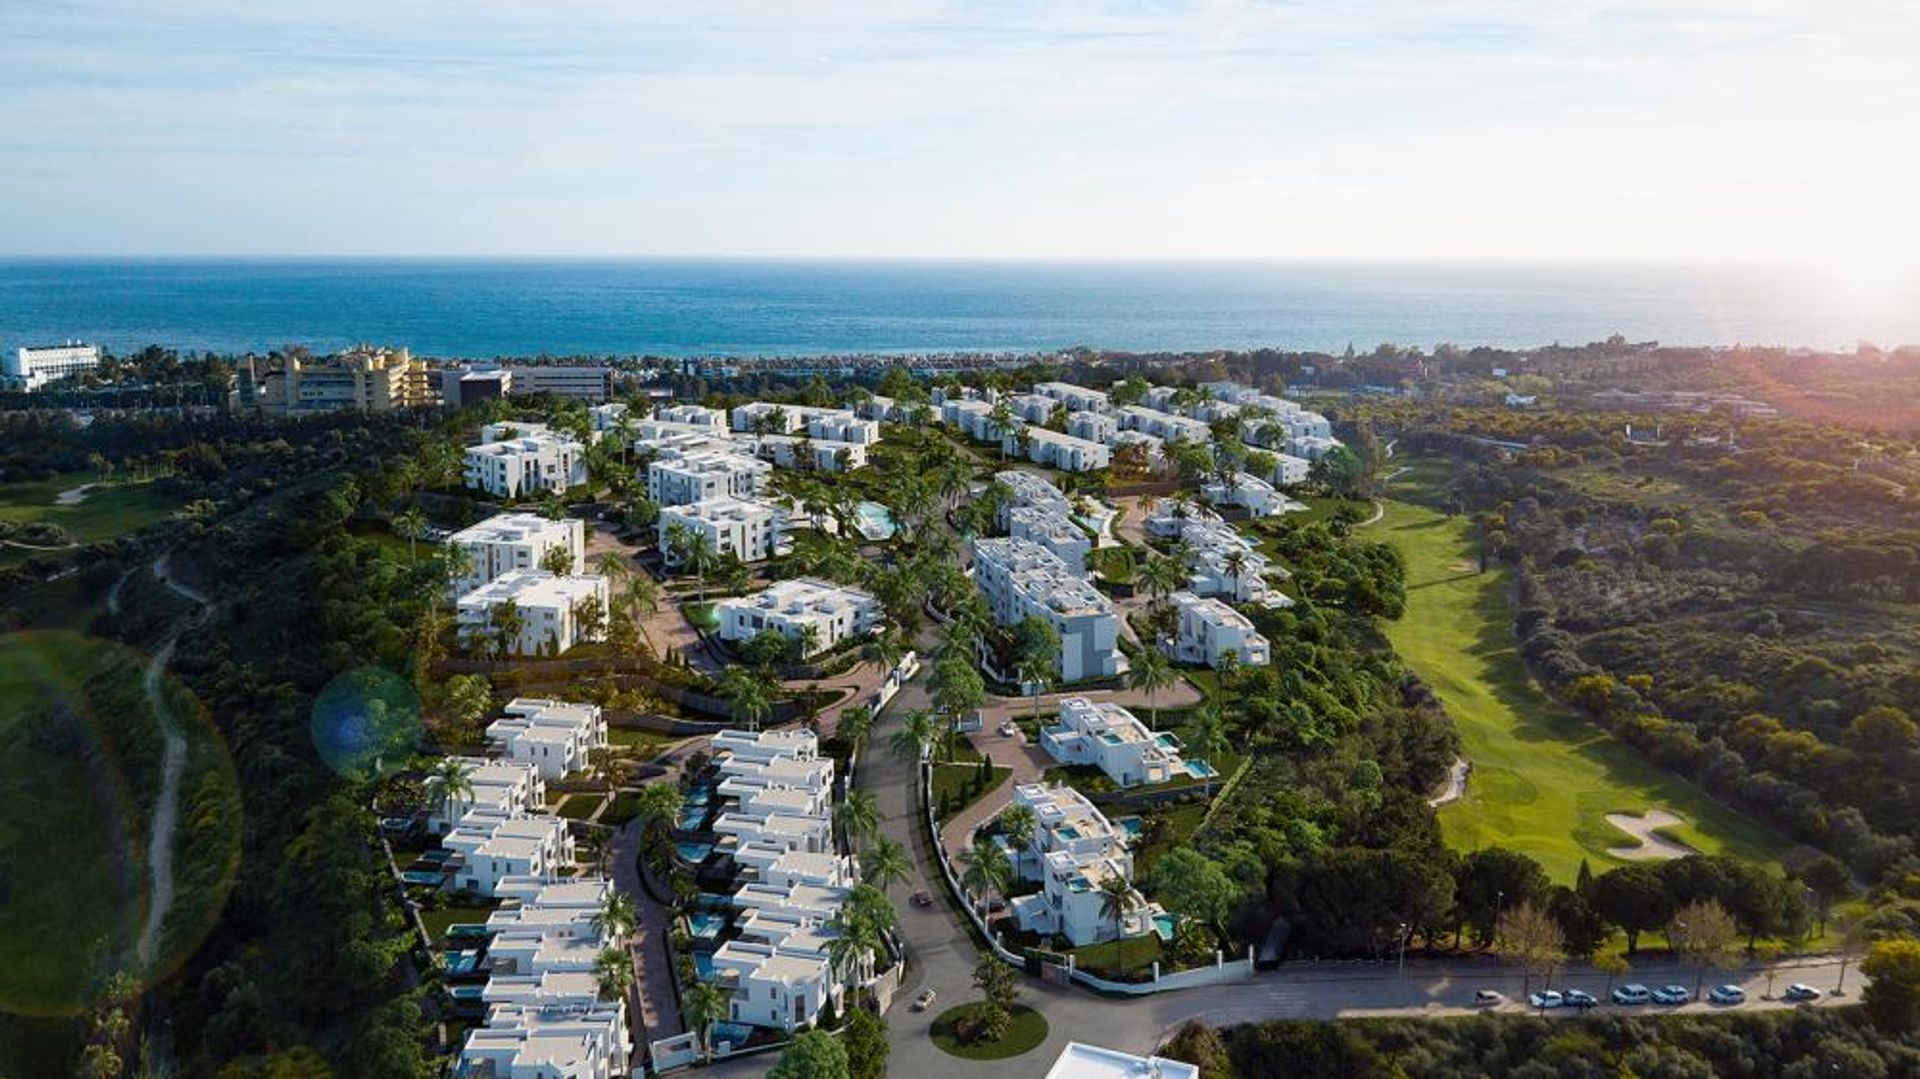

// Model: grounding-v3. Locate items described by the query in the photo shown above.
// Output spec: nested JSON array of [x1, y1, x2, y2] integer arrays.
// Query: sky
[[1, 1, 1917, 271]]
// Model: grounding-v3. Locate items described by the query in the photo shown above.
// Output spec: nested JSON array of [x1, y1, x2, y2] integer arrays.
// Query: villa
[[655, 403, 729, 430], [1001, 783, 1158, 946], [1117, 404, 1213, 446], [711, 727, 820, 767], [715, 577, 882, 656], [971, 537, 1123, 683], [588, 402, 629, 438], [1201, 471, 1298, 518], [447, 513, 586, 596], [456, 1001, 631, 1079], [463, 422, 588, 499], [487, 698, 609, 780], [657, 497, 790, 564], [741, 434, 869, 472], [1065, 410, 1117, 443], [1002, 392, 1061, 424], [731, 402, 880, 445], [1269, 452, 1311, 486], [646, 447, 772, 506], [444, 811, 575, 897], [456, 571, 610, 656], [1167, 591, 1271, 668], [1004, 425, 1112, 473], [994, 469, 1073, 519], [426, 756, 546, 834], [940, 397, 1002, 442], [1044, 1043, 1199, 1079], [1039, 696, 1191, 788], [1033, 380, 1111, 414]]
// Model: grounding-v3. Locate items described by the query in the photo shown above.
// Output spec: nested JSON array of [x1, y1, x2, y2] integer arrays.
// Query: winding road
[[135, 550, 212, 968]]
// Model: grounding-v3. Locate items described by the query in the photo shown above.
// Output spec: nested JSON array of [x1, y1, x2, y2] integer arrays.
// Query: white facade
[[743, 435, 869, 472], [1003, 392, 1061, 424], [427, 756, 546, 834], [994, 469, 1072, 519], [1065, 410, 1117, 443], [1269, 452, 1311, 486], [654, 403, 729, 430], [445, 811, 575, 897], [658, 497, 789, 565], [646, 449, 771, 506], [731, 402, 879, 445], [457, 1002, 631, 1079], [1044, 1044, 1199, 1079], [715, 577, 882, 656], [940, 397, 1001, 441], [1167, 591, 1270, 668], [6, 342, 101, 391], [488, 698, 610, 780], [1007, 506, 1092, 576], [971, 537, 1121, 683], [457, 571, 610, 656], [1003, 783, 1156, 946], [588, 402, 630, 438], [465, 423, 588, 499], [1039, 696, 1189, 788], [1117, 404, 1213, 445], [1005, 426, 1112, 472], [448, 513, 587, 595], [1033, 381, 1111, 414], [1201, 471, 1297, 518]]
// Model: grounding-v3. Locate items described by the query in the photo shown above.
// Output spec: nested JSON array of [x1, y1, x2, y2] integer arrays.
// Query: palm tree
[[721, 666, 773, 732], [665, 522, 720, 601], [836, 704, 875, 754], [1223, 548, 1251, 600], [1183, 702, 1230, 762], [795, 622, 823, 660], [425, 758, 475, 824], [595, 947, 634, 1002], [889, 708, 937, 762], [1097, 874, 1142, 968], [987, 402, 1016, 456], [591, 889, 639, 944], [861, 836, 912, 893], [1015, 654, 1056, 725], [579, 827, 612, 877], [836, 789, 880, 852], [1141, 553, 1188, 610], [999, 804, 1038, 853], [441, 542, 476, 597], [488, 598, 526, 658], [393, 507, 429, 563], [681, 979, 728, 1062], [634, 781, 683, 828], [1127, 647, 1177, 727], [958, 835, 1012, 915]]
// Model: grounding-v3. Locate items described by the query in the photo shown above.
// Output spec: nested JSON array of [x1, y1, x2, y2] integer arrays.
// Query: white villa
[[448, 513, 586, 596], [1167, 591, 1271, 668], [646, 448, 772, 506], [1039, 696, 1191, 788], [464, 422, 588, 499], [1001, 783, 1157, 947], [1065, 410, 1117, 443], [994, 469, 1073, 519], [655, 403, 729, 430], [456, 571, 610, 656], [657, 497, 790, 564], [1034, 381, 1111, 414], [1117, 404, 1213, 445], [456, 1002, 631, 1079], [731, 403, 880, 445], [487, 698, 610, 780], [588, 402, 630, 438], [1201, 471, 1298, 518], [715, 577, 882, 656], [972, 537, 1123, 683], [742, 434, 869, 473], [1269, 452, 1311, 487], [427, 756, 546, 834], [444, 811, 575, 897], [1001, 392, 1060, 424], [1005, 425, 1112, 473]]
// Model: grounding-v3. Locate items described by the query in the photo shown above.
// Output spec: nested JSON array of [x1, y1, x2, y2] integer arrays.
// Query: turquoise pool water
[[1185, 760, 1219, 779], [400, 869, 443, 886], [676, 840, 714, 864], [710, 1020, 754, 1050], [1153, 913, 1178, 942], [1115, 816, 1143, 838], [694, 952, 715, 979], [688, 912, 726, 939], [676, 806, 708, 830], [853, 501, 896, 540]]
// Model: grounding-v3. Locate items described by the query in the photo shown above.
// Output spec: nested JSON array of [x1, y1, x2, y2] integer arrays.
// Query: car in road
[[998, 721, 1019, 737], [1652, 985, 1692, 1005], [1528, 990, 1563, 1010], [1611, 983, 1653, 1005], [912, 989, 937, 1011], [1783, 983, 1822, 1002], [1708, 984, 1747, 1005], [1472, 990, 1506, 1007], [1562, 989, 1599, 1009], [910, 890, 934, 908]]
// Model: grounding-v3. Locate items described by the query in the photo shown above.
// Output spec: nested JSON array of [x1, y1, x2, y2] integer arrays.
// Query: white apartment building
[[1005, 426, 1112, 473], [1033, 381, 1111, 414], [448, 513, 586, 595], [6, 342, 101, 391], [1007, 506, 1093, 576], [1181, 520, 1278, 604], [1040, 696, 1189, 788], [1117, 404, 1213, 445], [1045, 1044, 1199, 1079], [488, 698, 610, 780], [464, 423, 588, 499], [1003, 392, 1061, 424], [1143, 496, 1223, 540], [587, 402, 630, 439], [1001, 783, 1156, 946], [939, 397, 1000, 441], [655, 403, 729, 430], [1202, 471, 1296, 518], [743, 435, 868, 472], [427, 756, 546, 834], [657, 497, 789, 565], [646, 449, 771, 506], [457, 571, 610, 656], [1287, 434, 1341, 460], [971, 538, 1122, 683], [444, 811, 575, 897], [457, 1002, 631, 1079], [1065, 410, 1117, 443], [731, 403, 880, 445], [1270, 452, 1311, 487], [711, 727, 820, 767], [1167, 591, 1271, 668], [994, 469, 1072, 519], [715, 577, 882, 656]]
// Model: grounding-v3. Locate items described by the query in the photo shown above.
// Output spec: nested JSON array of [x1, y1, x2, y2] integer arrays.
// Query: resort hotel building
[[5, 341, 101, 391], [646, 446, 772, 506], [971, 537, 1123, 683]]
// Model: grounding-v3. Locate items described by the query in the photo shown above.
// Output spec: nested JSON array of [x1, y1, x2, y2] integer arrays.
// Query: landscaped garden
[[929, 1003, 1048, 1060]]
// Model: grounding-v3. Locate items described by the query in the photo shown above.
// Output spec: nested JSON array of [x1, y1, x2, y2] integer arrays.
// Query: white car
[[1708, 984, 1746, 1005], [1611, 983, 1652, 1005], [1562, 989, 1599, 1009], [1473, 990, 1506, 1006], [1783, 983, 1822, 1002], [1652, 985, 1691, 1005], [912, 988, 937, 1011], [1528, 990, 1564, 1009], [998, 722, 1019, 737]]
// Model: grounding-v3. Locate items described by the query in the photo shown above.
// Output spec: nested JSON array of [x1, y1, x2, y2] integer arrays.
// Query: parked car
[[1473, 990, 1506, 1006], [913, 989, 937, 1011], [1783, 983, 1822, 1002], [1708, 984, 1747, 1004], [998, 722, 1019, 737], [1563, 989, 1599, 1009], [910, 891, 934, 908], [1528, 990, 1563, 1010], [1652, 985, 1692, 1005], [1611, 984, 1653, 1005]]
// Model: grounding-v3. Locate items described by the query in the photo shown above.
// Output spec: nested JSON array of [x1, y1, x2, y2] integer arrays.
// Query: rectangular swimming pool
[[676, 841, 714, 864], [1184, 760, 1219, 779], [710, 1020, 755, 1052], [688, 912, 727, 939]]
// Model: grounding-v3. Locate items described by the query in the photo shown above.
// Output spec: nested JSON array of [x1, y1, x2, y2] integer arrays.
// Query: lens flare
[[309, 667, 423, 781]]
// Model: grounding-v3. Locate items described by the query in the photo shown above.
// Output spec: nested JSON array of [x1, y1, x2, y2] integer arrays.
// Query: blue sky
[[1, 1, 1915, 272]]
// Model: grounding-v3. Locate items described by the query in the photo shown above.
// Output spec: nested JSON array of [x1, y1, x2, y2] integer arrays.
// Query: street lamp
[[1396, 923, 1410, 979]]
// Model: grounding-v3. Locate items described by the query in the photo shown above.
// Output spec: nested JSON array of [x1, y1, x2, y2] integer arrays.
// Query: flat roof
[[1045, 1042, 1199, 1079]]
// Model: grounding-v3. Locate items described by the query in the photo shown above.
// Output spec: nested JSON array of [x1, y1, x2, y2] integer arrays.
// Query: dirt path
[[136, 550, 212, 968], [1605, 809, 1697, 861]]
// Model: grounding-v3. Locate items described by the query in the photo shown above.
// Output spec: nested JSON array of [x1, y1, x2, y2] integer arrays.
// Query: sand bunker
[[55, 484, 96, 506], [1606, 809, 1697, 861]]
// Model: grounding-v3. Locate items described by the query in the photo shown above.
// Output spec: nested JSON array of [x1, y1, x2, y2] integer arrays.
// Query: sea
[[2, 258, 1914, 359]]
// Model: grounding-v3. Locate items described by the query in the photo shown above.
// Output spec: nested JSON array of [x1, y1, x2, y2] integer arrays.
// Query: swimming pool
[[444, 950, 483, 976], [399, 869, 443, 886], [1184, 760, 1219, 779], [693, 952, 715, 980], [688, 912, 727, 939], [1114, 816, 1143, 839], [853, 501, 896, 541], [1152, 913, 1178, 942], [709, 1020, 755, 1052], [449, 984, 487, 1002], [676, 841, 714, 864], [683, 785, 712, 806], [676, 806, 709, 831]]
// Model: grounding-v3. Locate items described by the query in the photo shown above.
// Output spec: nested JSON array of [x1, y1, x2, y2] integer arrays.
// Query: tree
[[929, 657, 985, 760], [837, 789, 880, 852], [959, 835, 1012, 914], [768, 1030, 849, 1079], [540, 544, 578, 576], [1141, 553, 1188, 608], [594, 946, 633, 1003], [1182, 703, 1230, 766], [861, 837, 912, 893], [1097, 874, 1143, 963], [682, 980, 728, 1061], [444, 673, 493, 737], [998, 804, 1038, 855], [392, 507, 428, 563], [889, 708, 937, 762], [1862, 936, 1920, 1032], [721, 665, 774, 732], [843, 1006, 889, 1079], [837, 703, 875, 753], [590, 889, 638, 943], [487, 597, 526, 657], [1453, 847, 1550, 948], [424, 757, 475, 823], [1127, 647, 1177, 727], [1591, 950, 1631, 997], [1150, 849, 1238, 940], [1798, 856, 1856, 936], [1591, 864, 1673, 954], [1667, 899, 1740, 998], [970, 955, 1021, 1041], [1495, 900, 1564, 998]]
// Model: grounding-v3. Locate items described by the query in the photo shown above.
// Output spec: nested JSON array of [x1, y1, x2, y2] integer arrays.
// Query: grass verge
[[929, 1003, 1049, 1060]]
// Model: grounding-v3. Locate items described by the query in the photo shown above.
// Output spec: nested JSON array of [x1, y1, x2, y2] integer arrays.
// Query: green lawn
[[418, 903, 498, 948], [554, 793, 606, 820], [1375, 499, 1792, 882], [929, 1003, 1049, 1060], [1071, 932, 1164, 980], [932, 763, 1011, 823], [609, 726, 674, 759], [0, 472, 181, 566], [1131, 802, 1208, 881]]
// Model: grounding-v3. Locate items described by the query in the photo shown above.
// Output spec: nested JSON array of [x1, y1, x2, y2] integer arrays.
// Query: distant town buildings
[[242, 346, 434, 416]]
